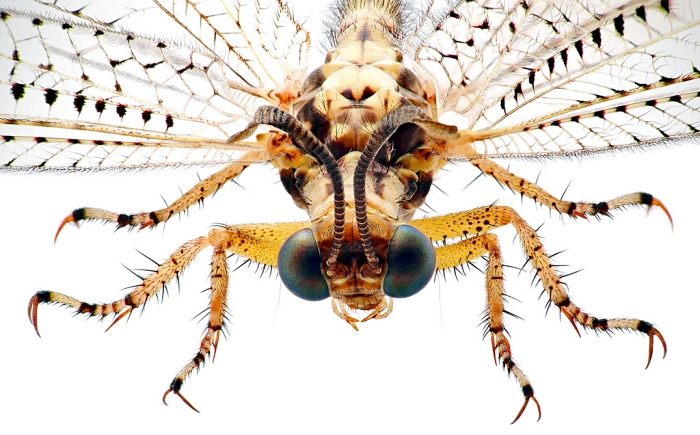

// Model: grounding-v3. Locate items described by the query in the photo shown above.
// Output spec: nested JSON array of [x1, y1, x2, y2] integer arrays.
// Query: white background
[[1, 0, 699, 434]]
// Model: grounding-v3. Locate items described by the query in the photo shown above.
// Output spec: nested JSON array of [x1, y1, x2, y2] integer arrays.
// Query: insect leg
[[417, 205, 666, 414], [28, 236, 211, 337], [418, 206, 667, 364], [469, 158, 672, 224], [505, 209, 667, 369], [435, 232, 540, 424], [30, 220, 310, 411], [161, 221, 312, 409], [163, 242, 229, 413], [54, 150, 267, 241]]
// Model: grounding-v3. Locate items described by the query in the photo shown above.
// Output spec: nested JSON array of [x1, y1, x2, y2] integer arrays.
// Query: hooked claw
[[647, 197, 673, 230], [28, 294, 42, 337], [163, 387, 200, 413], [54, 212, 80, 244], [511, 391, 541, 424], [645, 327, 667, 370]]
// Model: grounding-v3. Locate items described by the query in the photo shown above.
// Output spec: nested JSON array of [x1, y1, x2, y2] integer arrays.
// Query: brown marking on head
[[313, 212, 397, 309]]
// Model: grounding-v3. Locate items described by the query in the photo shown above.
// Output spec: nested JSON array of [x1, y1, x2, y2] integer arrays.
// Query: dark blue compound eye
[[383, 225, 436, 298], [278, 229, 329, 301]]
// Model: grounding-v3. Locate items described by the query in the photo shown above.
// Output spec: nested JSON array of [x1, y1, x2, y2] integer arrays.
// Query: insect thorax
[[274, 0, 447, 221]]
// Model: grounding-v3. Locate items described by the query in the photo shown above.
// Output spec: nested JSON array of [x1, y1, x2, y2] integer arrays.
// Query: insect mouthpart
[[278, 209, 436, 330]]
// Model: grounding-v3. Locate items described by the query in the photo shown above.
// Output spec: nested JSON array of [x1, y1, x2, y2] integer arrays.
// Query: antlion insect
[[1, 0, 698, 427]]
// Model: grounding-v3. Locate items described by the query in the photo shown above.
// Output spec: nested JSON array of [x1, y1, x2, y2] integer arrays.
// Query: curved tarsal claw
[[54, 213, 79, 244], [511, 394, 541, 424], [105, 307, 132, 332], [645, 328, 667, 370], [28, 294, 41, 337], [163, 388, 200, 413], [648, 198, 673, 230]]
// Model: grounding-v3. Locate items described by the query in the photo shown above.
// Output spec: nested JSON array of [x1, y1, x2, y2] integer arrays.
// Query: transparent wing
[[0, 0, 310, 170], [409, 0, 700, 158]]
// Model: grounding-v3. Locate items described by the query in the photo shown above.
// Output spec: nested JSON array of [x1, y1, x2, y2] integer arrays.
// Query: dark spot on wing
[[44, 88, 58, 107], [95, 100, 106, 114], [11, 83, 25, 101], [74, 95, 86, 114]]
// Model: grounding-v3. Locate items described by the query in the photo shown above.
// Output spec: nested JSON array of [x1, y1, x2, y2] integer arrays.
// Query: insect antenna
[[353, 105, 426, 270], [227, 106, 347, 271]]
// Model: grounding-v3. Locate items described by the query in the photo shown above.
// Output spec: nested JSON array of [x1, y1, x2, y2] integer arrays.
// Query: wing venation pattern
[[0, 0, 310, 169], [409, 0, 700, 157]]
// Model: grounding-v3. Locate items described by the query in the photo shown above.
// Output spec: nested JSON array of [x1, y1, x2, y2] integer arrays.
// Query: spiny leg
[[29, 220, 310, 410], [469, 158, 672, 225], [158, 222, 310, 410], [435, 233, 540, 423], [163, 243, 229, 412], [30, 220, 308, 335], [28, 236, 211, 336], [54, 150, 267, 241], [29, 230, 227, 412], [418, 205, 667, 366], [507, 210, 667, 368]]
